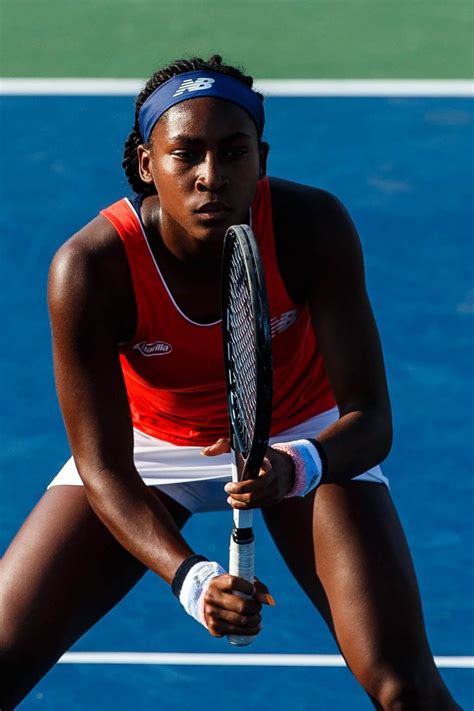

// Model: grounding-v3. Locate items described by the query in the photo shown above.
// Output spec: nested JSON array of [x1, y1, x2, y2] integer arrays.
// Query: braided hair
[[122, 55, 264, 196]]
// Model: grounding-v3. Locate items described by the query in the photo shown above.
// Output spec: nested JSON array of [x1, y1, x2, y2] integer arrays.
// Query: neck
[[145, 199, 225, 279]]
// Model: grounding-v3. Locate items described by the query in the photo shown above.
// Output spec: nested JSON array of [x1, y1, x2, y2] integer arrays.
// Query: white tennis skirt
[[48, 407, 388, 513]]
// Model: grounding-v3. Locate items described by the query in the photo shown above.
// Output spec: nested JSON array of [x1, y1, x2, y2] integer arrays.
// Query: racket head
[[221, 224, 272, 480]]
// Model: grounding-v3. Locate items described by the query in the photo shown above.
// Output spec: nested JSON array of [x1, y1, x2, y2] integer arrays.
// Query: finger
[[227, 496, 258, 510], [226, 478, 279, 505], [206, 577, 264, 612], [200, 438, 231, 456], [253, 578, 276, 606], [255, 592, 276, 606], [226, 492, 278, 509], [207, 619, 263, 638], [207, 573, 257, 599], [214, 573, 256, 598], [203, 596, 262, 633], [253, 576, 269, 594], [204, 592, 262, 621], [205, 607, 262, 629], [224, 472, 271, 496], [258, 457, 272, 475]]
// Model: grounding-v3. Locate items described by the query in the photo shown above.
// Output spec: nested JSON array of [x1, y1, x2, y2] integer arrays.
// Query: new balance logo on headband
[[173, 77, 216, 97]]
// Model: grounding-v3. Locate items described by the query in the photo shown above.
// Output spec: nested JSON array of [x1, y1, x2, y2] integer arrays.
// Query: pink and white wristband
[[271, 438, 325, 497]]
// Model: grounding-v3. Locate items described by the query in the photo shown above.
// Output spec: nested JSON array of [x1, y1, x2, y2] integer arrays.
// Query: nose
[[195, 152, 229, 193]]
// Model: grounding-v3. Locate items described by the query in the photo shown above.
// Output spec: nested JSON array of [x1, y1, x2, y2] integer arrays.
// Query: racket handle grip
[[227, 534, 256, 647]]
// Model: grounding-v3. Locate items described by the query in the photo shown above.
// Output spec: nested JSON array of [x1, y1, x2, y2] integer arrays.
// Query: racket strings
[[227, 251, 258, 454]]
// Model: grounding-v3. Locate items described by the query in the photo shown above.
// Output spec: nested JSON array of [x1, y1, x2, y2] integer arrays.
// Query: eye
[[224, 148, 248, 158], [171, 150, 198, 161]]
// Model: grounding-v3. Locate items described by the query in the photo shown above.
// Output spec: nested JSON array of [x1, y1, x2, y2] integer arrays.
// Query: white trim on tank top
[[125, 198, 253, 328]]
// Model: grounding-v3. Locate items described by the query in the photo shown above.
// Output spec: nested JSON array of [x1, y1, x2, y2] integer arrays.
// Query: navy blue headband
[[138, 70, 265, 143]]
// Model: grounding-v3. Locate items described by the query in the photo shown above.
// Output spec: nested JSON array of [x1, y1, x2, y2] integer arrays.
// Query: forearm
[[316, 406, 392, 483], [81, 467, 193, 583]]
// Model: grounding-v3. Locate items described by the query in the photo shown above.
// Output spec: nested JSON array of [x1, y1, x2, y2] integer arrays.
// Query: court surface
[[0, 93, 473, 708]]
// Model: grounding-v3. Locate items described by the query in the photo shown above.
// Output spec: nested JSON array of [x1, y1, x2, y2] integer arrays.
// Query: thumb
[[258, 457, 272, 476]]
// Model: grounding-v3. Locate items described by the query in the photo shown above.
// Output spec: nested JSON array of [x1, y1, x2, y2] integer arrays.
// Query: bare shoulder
[[268, 177, 363, 301], [269, 175, 337, 209], [48, 214, 135, 342], [50, 214, 125, 289], [269, 177, 358, 243]]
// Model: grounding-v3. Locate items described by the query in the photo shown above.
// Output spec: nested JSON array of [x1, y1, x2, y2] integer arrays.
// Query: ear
[[137, 144, 154, 185], [258, 141, 270, 178]]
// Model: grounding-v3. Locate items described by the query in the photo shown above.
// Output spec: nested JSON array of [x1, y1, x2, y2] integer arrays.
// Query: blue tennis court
[[1, 94, 473, 708]]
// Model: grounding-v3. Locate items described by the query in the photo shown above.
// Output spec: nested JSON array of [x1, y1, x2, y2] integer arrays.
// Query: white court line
[[58, 652, 474, 669], [0, 78, 473, 97]]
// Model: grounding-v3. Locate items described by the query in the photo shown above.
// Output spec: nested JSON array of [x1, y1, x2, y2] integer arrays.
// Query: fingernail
[[200, 447, 210, 455], [224, 484, 233, 493], [263, 594, 276, 607], [227, 497, 233, 505]]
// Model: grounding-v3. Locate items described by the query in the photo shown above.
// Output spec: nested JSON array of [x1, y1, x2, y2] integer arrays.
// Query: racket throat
[[232, 506, 253, 531], [231, 526, 254, 544]]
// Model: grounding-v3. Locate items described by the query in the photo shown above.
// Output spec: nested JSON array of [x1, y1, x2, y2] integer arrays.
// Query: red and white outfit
[[49, 179, 388, 511]]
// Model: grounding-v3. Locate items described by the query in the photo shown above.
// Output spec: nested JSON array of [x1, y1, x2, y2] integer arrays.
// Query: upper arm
[[48, 225, 135, 481], [271, 178, 391, 420], [307, 191, 391, 418]]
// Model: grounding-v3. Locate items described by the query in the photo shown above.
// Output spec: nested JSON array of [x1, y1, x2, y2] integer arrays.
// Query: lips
[[194, 202, 232, 224], [195, 202, 231, 214]]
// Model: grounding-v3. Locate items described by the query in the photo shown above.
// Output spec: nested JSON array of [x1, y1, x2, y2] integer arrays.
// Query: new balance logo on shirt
[[271, 309, 297, 336], [173, 77, 216, 97]]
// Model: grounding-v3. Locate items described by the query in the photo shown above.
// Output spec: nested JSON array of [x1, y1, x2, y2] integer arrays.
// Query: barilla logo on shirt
[[133, 341, 173, 356], [173, 77, 215, 97]]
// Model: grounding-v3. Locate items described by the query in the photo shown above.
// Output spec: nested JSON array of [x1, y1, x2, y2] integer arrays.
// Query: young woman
[[0, 55, 460, 709]]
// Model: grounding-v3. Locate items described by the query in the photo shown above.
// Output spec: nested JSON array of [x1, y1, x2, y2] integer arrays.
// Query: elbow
[[376, 411, 393, 464]]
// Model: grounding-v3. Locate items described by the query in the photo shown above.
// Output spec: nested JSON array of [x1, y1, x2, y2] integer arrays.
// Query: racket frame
[[222, 224, 272, 482], [221, 224, 272, 647]]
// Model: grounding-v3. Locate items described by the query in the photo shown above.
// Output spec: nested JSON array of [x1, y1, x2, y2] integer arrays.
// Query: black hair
[[122, 54, 264, 195]]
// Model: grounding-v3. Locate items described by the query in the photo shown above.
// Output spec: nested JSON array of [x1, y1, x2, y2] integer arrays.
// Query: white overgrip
[[228, 535, 256, 647], [228, 461, 256, 646]]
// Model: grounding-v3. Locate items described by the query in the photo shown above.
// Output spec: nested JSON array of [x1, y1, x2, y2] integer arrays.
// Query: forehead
[[152, 97, 259, 142]]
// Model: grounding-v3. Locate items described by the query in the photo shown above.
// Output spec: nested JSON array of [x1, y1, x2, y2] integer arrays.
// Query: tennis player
[[0, 56, 460, 709]]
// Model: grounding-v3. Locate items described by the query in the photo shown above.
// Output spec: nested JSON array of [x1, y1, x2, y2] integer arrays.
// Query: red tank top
[[101, 178, 335, 445]]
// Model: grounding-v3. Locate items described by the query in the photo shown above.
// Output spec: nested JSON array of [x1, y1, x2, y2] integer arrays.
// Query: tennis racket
[[221, 224, 272, 647]]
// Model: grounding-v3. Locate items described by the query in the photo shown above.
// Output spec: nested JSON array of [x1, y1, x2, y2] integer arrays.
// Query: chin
[[196, 225, 229, 243], [192, 219, 234, 242]]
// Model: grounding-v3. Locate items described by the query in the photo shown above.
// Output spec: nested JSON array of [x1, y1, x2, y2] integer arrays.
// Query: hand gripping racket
[[221, 224, 272, 646]]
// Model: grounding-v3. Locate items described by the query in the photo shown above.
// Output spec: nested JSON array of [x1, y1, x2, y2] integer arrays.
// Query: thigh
[[263, 483, 436, 685], [0, 485, 190, 707]]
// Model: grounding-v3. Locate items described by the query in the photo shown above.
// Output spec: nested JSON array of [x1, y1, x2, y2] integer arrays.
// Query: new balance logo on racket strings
[[271, 309, 297, 336], [134, 341, 173, 356], [173, 77, 215, 97]]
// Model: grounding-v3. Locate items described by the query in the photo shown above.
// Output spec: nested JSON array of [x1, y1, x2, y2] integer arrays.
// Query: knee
[[0, 618, 23, 662], [368, 666, 458, 710], [0, 621, 26, 696], [0, 619, 49, 709], [378, 674, 430, 709]]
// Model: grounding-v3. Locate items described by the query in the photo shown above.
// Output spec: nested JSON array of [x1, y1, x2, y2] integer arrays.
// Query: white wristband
[[178, 561, 226, 628], [271, 439, 323, 497]]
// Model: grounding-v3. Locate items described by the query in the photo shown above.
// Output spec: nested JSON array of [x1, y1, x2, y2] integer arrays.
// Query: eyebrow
[[167, 131, 254, 144]]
